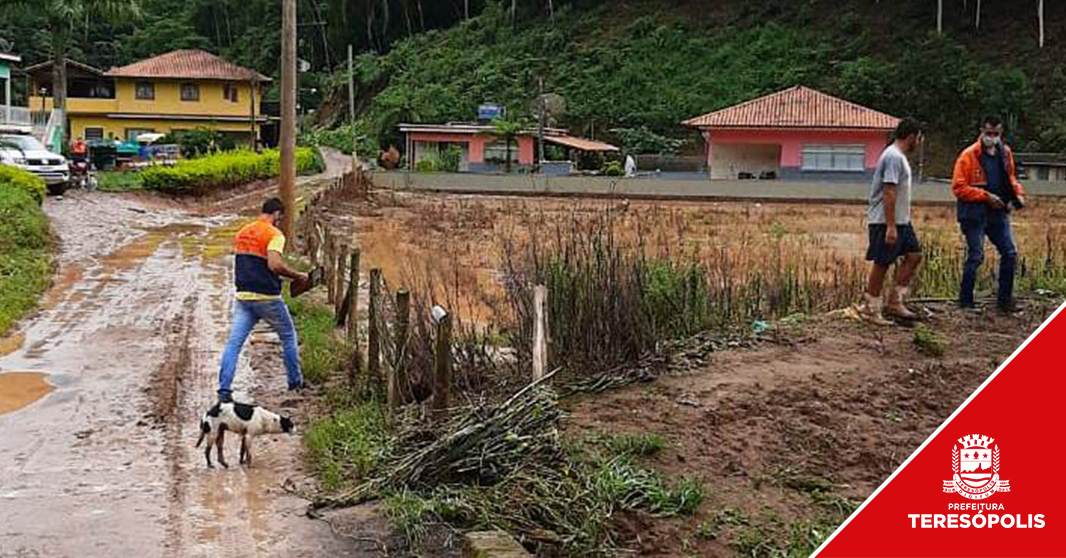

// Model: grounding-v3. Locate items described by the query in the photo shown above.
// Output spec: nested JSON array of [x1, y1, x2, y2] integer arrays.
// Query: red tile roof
[[106, 50, 270, 82], [683, 86, 899, 130]]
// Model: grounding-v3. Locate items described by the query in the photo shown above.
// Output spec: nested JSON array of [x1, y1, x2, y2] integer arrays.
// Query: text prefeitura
[[908, 507, 1045, 529]]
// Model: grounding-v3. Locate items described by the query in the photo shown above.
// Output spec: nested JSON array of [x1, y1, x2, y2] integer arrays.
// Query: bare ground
[[564, 301, 1058, 557]]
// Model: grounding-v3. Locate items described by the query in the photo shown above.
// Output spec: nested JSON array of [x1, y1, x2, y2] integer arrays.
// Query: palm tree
[[0, 0, 141, 139], [492, 117, 523, 173]]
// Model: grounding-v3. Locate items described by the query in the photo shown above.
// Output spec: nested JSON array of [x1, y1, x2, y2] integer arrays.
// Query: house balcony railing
[[0, 105, 33, 129], [28, 96, 118, 114]]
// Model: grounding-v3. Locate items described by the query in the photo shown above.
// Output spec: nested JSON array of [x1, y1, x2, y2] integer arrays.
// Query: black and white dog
[[195, 401, 295, 468]]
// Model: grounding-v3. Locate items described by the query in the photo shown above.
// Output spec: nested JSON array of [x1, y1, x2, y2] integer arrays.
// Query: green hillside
[[314, 0, 1065, 175]]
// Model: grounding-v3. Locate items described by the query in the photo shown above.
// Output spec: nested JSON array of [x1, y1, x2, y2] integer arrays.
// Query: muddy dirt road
[[0, 152, 365, 558]]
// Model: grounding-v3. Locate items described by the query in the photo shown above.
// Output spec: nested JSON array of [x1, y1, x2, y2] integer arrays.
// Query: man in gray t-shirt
[[856, 118, 924, 325]]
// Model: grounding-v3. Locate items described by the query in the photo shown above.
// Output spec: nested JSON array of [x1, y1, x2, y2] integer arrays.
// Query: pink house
[[683, 87, 900, 180], [399, 123, 540, 172]]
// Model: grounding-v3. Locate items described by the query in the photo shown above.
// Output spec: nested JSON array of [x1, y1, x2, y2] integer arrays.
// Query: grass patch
[[603, 432, 667, 457], [287, 294, 353, 385], [0, 180, 51, 335], [912, 325, 946, 357], [304, 400, 386, 491], [96, 170, 144, 192]]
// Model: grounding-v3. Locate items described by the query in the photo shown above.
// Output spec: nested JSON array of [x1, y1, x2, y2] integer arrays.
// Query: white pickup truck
[[0, 134, 70, 195]]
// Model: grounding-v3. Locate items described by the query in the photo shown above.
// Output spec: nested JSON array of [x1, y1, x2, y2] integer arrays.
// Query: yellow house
[[26, 50, 270, 144]]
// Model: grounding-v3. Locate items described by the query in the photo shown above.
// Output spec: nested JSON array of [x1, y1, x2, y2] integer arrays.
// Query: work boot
[[886, 286, 918, 320], [855, 294, 893, 326], [997, 298, 1019, 315]]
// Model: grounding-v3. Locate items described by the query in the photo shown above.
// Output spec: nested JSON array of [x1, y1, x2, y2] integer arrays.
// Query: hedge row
[[0, 177, 51, 334], [0, 164, 47, 204], [140, 147, 324, 195]]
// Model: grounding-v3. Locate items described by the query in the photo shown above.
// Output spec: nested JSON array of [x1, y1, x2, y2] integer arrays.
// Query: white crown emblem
[[943, 433, 1010, 499]]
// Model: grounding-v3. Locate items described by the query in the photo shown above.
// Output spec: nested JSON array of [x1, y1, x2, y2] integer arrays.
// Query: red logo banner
[[814, 303, 1066, 557]]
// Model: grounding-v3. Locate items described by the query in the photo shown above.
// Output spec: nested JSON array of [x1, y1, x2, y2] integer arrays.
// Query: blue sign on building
[[478, 104, 504, 121]]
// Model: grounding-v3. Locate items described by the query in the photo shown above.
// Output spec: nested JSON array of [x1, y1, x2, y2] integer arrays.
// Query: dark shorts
[[866, 224, 922, 266]]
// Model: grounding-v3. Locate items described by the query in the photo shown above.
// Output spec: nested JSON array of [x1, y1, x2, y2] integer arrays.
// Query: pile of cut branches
[[313, 371, 562, 510]]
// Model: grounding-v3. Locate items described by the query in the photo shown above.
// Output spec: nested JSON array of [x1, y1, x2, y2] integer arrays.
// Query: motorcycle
[[69, 157, 98, 191]]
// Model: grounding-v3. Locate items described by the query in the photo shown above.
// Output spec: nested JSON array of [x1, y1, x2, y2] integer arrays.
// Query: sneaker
[[855, 294, 893, 326]]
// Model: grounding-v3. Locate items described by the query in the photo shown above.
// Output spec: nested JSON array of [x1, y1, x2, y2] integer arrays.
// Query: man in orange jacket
[[951, 115, 1026, 312]]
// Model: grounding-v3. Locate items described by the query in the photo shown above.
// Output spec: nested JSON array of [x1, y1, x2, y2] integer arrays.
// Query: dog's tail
[[195, 418, 210, 447]]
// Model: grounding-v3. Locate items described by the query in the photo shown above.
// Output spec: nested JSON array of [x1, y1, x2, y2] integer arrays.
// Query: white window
[[484, 139, 520, 163], [801, 145, 866, 172]]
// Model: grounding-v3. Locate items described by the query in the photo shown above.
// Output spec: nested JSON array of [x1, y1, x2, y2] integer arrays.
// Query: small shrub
[[602, 160, 624, 176], [0, 164, 46, 204], [415, 158, 440, 173], [171, 127, 229, 158], [913, 325, 946, 357], [141, 147, 323, 195], [438, 145, 463, 173]]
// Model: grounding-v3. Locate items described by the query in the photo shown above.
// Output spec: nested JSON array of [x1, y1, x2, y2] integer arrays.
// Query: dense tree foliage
[[0, 0, 1063, 168]]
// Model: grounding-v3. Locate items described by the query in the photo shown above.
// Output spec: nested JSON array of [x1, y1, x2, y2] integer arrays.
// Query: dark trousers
[[959, 210, 1017, 307]]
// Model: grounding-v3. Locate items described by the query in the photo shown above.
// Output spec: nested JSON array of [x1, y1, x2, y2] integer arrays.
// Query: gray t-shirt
[[867, 144, 912, 225]]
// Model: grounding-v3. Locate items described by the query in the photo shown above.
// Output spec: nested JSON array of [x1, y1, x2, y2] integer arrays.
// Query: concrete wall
[[372, 170, 965, 203], [374, 171, 1066, 202]]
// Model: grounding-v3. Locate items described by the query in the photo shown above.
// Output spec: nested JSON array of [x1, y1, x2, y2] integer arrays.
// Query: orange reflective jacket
[[951, 141, 1025, 203]]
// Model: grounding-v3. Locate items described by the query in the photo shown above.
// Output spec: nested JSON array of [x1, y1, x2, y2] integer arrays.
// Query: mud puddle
[[0, 371, 54, 415]]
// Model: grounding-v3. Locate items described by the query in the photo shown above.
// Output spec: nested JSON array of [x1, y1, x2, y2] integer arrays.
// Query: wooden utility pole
[[937, 0, 943, 34], [537, 77, 546, 171], [348, 44, 358, 174], [1039, 0, 1045, 48], [279, 0, 298, 241]]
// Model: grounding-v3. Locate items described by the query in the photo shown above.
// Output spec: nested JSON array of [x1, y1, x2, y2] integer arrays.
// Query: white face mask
[[982, 134, 1000, 149]]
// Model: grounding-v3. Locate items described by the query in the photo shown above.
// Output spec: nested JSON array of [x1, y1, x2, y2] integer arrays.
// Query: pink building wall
[[517, 136, 535, 165], [408, 132, 536, 165], [703, 128, 892, 170]]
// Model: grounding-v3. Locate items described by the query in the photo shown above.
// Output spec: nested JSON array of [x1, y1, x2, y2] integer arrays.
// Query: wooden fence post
[[346, 249, 361, 340], [367, 268, 382, 387], [333, 243, 348, 318], [390, 289, 410, 412], [324, 231, 335, 303], [532, 285, 548, 381], [432, 306, 451, 418]]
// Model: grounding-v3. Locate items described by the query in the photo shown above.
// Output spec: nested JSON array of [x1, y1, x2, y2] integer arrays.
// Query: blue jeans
[[218, 299, 303, 399], [959, 211, 1017, 307]]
